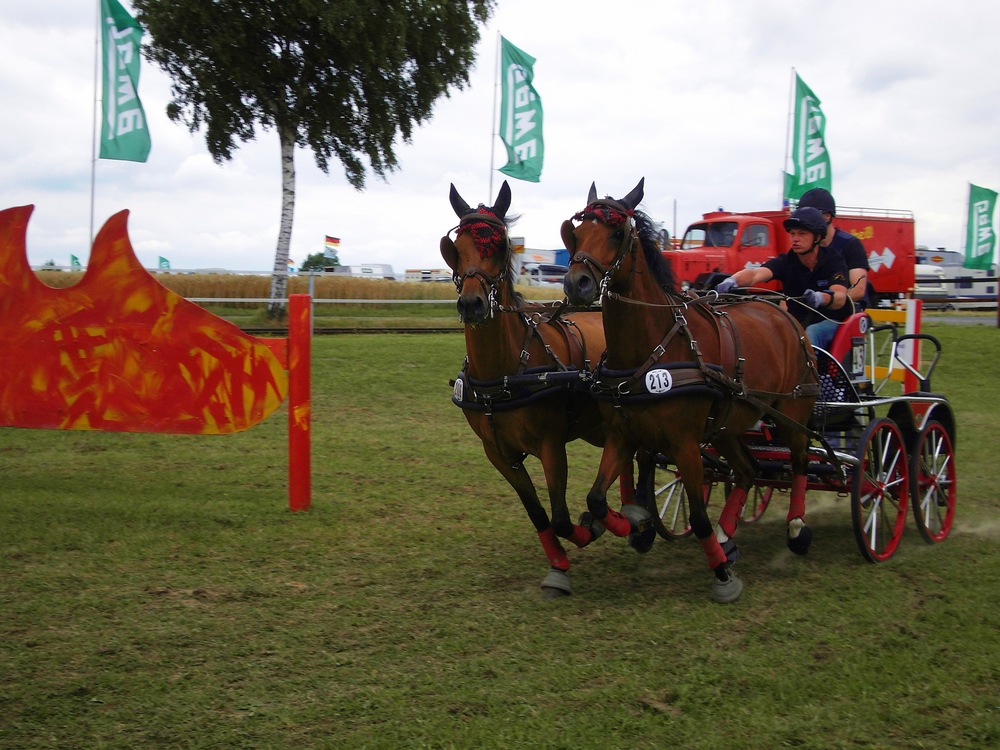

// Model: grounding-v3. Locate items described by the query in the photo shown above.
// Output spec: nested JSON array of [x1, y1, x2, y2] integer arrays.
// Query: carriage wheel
[[851, 418, 909, 562], [738, 485, 773, 524], [909, 421, 956, 544], [655, 465, 713, 539]]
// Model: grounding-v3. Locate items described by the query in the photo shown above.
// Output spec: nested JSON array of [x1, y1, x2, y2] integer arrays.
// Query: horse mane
[[633, 209, 676, 294]]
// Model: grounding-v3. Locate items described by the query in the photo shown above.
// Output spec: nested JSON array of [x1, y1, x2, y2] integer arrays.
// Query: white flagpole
[[488, 31, 500, 199], [781, 67, 795, 208], [90, 0, 101, 249]]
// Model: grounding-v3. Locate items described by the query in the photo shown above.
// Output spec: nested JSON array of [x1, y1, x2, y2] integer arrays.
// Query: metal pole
[[781, 67, 795, 208], [489, 31, 500, 199], [90, 0, 101, 249], [287, 293, 312, 511]]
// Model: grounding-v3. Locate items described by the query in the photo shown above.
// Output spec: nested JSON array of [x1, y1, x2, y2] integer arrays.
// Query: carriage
[[443, 178, 956, 604], [652, 309, 957, 564], [561, 178, 958, 602]]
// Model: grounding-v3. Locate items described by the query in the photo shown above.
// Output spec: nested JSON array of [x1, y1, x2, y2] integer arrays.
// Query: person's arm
[[847, 268, 867, 304], [822, 283, 849, 310], [729, 266, 774, 287]]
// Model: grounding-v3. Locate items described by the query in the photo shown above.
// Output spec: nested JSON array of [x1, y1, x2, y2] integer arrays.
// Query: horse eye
[[612, 228, 624, 240]]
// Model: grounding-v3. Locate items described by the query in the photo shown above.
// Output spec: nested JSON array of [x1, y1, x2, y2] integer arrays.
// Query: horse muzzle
[[564, 265, 599, 306], [456, 292, 489, 326]]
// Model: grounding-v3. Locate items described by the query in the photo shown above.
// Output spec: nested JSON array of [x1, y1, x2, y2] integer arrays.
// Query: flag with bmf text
[[499, 37, 543, 183], [100, 0, 150, 162], [784, 73, 831, 202], [965, 184, 997, 270]]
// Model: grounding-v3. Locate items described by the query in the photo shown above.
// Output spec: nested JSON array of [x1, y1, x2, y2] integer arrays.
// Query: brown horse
[[440, 182, 654, 598], [562, 179, 819, 602]]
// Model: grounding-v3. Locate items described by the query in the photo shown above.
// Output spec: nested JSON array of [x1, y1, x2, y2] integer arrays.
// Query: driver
[[715, 206, 851, 350]]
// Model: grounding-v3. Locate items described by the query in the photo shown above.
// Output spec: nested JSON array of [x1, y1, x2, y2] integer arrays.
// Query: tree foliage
[[135, 0, 494, 186], [300, 252, 335, 272], [133, 0, 495, 307]]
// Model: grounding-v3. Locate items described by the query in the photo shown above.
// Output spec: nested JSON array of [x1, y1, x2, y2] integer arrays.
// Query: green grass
[[2, 325, 1000, 748]]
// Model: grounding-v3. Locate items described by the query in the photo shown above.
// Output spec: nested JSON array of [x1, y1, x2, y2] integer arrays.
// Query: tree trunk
[[268, 127, 296, 316]]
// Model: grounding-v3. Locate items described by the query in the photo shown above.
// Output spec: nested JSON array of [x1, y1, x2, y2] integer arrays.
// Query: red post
[[287, 294, 312, 510]]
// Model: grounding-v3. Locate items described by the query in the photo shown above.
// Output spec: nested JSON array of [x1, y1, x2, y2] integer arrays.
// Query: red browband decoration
[[457, 206, 504, 259], [573, 201, 634, 228]]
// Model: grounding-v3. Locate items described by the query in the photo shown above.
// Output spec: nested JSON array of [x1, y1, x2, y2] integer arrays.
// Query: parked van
[[520, 263, 569, 286]]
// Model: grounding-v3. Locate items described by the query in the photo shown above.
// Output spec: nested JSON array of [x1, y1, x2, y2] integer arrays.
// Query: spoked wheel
[[738, 485, 773, 524], [655, 465, 713, 539], [909, 421, 956, 544], [851, 417, 909, 562]]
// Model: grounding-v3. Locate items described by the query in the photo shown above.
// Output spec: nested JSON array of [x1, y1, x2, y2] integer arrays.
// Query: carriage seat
[[818, 312, 870, 384], [809, 312, 871, 431]]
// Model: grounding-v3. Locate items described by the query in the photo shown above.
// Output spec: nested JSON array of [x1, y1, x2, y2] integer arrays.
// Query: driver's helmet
[[783, 206, 828, 238], [798, 188, 836, 217]]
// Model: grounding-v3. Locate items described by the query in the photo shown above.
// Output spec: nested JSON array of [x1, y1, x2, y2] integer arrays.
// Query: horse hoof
[[577, 512, 605, 542], [541, 568, 572, 598], [712, 570, 743, 603], [620, 503, 655, 554], [721, 537, 741, 564], [786, 519, 812, 556]]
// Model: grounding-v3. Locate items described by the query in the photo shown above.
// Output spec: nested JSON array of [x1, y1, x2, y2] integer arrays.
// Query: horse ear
[[440, 236, 459, 270], [620, 177, 645, 211], [587, 182, 598, 204], [449, 184, 471, 218], [560, 220, 577, 253], [493, 181, 511, 219]]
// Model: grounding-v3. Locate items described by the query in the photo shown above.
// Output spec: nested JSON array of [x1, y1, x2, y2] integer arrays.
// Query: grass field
[[2, 322, 999, 748]]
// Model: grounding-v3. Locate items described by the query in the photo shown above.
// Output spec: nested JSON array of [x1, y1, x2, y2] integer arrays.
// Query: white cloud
[[2, 0, 999, 271]]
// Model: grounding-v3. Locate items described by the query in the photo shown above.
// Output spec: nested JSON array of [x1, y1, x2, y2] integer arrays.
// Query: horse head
[[562, 178, 645, 306], [440, 181, 513, 325]]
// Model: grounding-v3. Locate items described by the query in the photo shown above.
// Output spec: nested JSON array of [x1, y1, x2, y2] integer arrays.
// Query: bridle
[[566, 198, 639, 302], [449, 210, 512, 318]]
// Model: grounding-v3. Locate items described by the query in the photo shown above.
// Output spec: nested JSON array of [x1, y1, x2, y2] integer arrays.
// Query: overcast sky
[[2, 1, 999, 272]]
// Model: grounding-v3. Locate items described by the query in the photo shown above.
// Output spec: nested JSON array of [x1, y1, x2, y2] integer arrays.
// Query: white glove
[[802, 289, 827, 309], [715, 277, 738, 294]]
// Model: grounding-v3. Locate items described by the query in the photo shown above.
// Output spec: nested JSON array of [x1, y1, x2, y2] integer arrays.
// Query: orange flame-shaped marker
[[0, 206, 288, 434]]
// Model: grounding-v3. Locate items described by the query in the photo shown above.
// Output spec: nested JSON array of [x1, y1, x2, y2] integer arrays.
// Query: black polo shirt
[[762, 247, 851, 327]]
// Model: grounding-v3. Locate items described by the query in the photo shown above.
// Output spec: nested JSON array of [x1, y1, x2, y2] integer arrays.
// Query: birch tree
[[134, 0, 494, 313]]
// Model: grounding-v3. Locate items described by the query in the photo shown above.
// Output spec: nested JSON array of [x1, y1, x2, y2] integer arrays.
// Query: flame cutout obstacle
[[0, 205, 288, 434]]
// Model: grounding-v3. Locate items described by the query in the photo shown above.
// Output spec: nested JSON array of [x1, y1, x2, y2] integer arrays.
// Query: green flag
[[70, 255, 81, 269], [158, 256, 170, 269], [498, 37, 543, 183], [965, 183, 997, 270], [783, 72, 831, 202], [100, 0, 151, 162]]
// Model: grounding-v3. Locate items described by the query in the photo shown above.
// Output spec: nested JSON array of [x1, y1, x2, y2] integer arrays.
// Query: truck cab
[[672, 213, 780, 290]]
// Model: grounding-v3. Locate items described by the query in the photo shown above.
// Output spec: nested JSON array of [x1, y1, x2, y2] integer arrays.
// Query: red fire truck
[[664, 206, 917, 306]]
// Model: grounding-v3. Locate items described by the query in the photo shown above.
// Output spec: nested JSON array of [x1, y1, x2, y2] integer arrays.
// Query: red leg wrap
[[537, 528, 570, 571], [568, 525, 593, 548], [787, 475, 807, 522], [699, 535, 728, 570], [618, 469, 636, 505], [600, 508, 632, 537], [718, 487, 748, 538]]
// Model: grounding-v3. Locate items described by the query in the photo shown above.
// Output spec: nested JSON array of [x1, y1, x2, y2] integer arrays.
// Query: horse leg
[[778, 420, 813, 555], [677, 439, 743, 603], [538, 443, 603, 552], [481, 445, 572, 598], [584, 433, 641, 540], [712, 435, 757, 563], [622, 449, 657, 553], [618, 459, 636, 505]]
